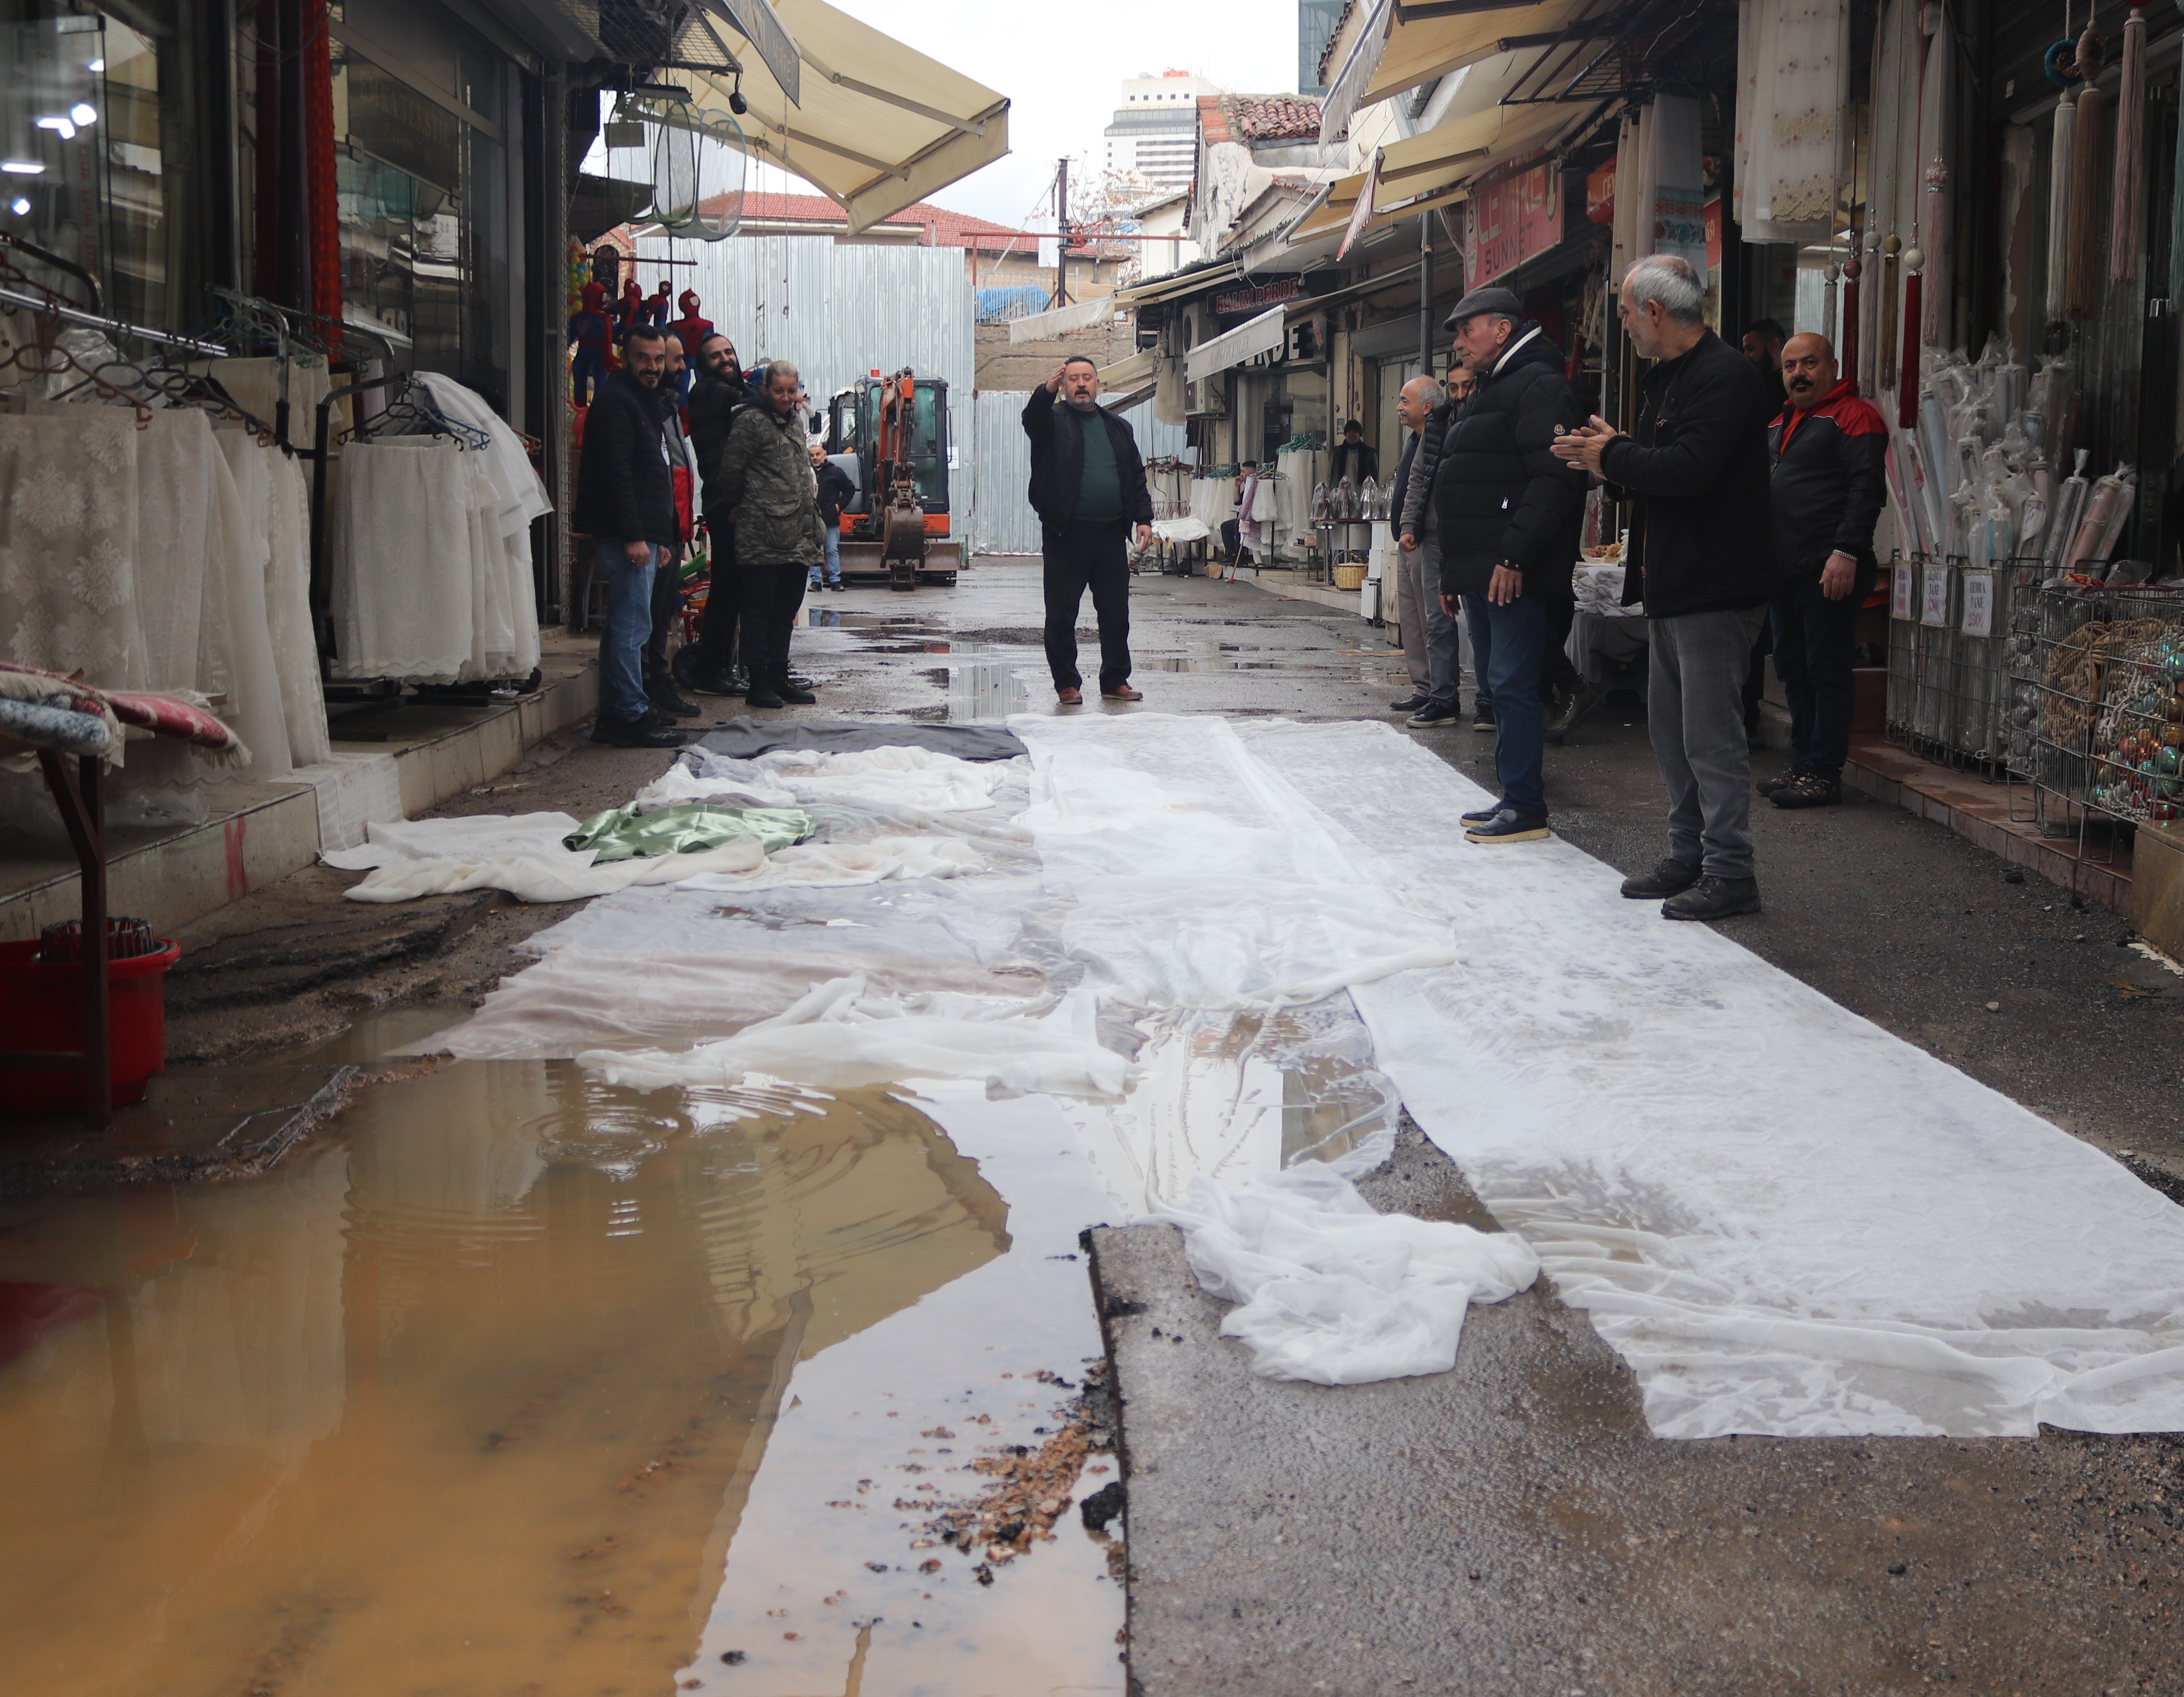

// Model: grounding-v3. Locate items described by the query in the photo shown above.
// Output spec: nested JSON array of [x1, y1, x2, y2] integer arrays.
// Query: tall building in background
[[1103, 70, 1219, 188], [1298, 0, 1343, 95]]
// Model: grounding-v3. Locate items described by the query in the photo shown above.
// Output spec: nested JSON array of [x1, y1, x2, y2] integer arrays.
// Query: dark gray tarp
[[694, 718, 1028, 762]]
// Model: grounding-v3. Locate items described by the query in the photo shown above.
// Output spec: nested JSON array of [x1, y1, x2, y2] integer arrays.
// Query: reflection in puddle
[[946, 657, 1030, 722], [0, 1065, 1122, 1697], [297, 1002, 466, 1063]]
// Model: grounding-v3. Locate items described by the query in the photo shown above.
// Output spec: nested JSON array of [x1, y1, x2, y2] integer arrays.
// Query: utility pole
[[1054, 158, 1070, 308], [1418, 212, 1433, 372]]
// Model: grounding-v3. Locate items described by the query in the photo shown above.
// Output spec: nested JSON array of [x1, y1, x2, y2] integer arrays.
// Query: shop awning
[[1320, 0, 1600, 142], [1007, 294, 1115, 344], [1116, 260, 1246, 309], [1290, 99, 1586, 243], [1183, 305, 1287, 385], [652, 0, 1010, 233], [1098, 348, 1158, 390]]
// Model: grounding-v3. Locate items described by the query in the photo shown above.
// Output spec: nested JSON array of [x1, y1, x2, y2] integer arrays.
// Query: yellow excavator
[[822, 369, 963, 587]]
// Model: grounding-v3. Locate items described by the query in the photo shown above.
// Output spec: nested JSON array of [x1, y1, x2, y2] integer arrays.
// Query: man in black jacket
[[809, 445, 854, 591], [1327, 419, 1378, 494], [1555, 254, 1779, 920], [570, 324, 684, 748], [1432, 286, 1587, 843], [1761, 332, 1887, 810], [1022, 357, 1154, 705], [684, 333, 746, 695]]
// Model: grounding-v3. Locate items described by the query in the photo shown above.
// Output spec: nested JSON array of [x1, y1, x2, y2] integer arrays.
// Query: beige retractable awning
[[1184, 305, 1288, 385], [1290, 99, 1587, 241], [1358, 0, 1600, 110], [671, 0, 1010, 233], [1116, 260, 1246, 309]]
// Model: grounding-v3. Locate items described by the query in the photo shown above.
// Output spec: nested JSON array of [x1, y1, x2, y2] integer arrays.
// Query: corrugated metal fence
[[631, 235, 1190, 557], [971, 392, 1193, 555]]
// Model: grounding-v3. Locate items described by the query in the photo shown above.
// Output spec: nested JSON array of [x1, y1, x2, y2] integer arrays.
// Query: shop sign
[[1892, 561, 1917, 620], [1921, 564, 1953, 628], [1465, 162, 1560, 285], [1586, 160, 1615, 225], [1704, 197, 1722, 270], [1214, 276, 1301, 316], [1961, 571, 1995, 637]]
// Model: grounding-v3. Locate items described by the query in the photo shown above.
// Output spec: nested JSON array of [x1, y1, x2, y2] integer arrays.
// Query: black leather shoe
[[1662, 874, 1762, 921], [1408, 702, 1461, 728], [1464, 809, 1552, 844], [1460, 799, 1508, 827], [774, 681, 818, 705], [688, 671, 749, 698], [1471, 705, 1496, 733], [1545, 682, 1603, 744], [745, 686, 786, 709], [1390, 693, 1428, 713], [592, 716, 686, 748], [649, 690, 699, 719], [1621, 858, 1701, 900]]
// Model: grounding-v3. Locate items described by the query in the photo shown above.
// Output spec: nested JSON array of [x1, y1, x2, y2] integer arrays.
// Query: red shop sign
[[1465, 161, 1561, 285]]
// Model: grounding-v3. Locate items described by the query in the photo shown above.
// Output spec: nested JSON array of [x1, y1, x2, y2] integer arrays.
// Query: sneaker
[[1471, 705, 1496, 733], [1390, 692, 1429, 713], [774, 681, 818, 705], [1771, 772, 1842, 809], [1465, 809, 1551, 844], [1544, 682, 1603, 744], [1460, 799, 1509, 827], [1755, 766, 1800, 798], [828, 581, 847, 591], [745, 685, 786, 709], [1662, 873, 1762, 921], [786, 672, 818, 689], [1057, 686, 1084, 706], [1407, 702, 1461, 727], [591, 716, 686, 748], [1620, 858, 1701, 900], [1102, 684, 1144, 701]]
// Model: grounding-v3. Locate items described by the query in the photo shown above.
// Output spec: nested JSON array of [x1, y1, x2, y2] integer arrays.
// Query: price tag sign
[[1921, 565, 1952, 628], [1960, 571, 1995, 637], [1892, 561, 1917, 620]]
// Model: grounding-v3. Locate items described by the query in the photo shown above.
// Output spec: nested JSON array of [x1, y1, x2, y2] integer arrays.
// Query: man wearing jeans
[[1431, 286, 1586, 844], [571, 324, 685, 749], [1555, 254, 1779, 919]]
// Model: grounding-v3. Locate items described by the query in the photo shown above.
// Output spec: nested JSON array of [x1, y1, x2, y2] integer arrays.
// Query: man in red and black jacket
[[1761, 332, 1887, 810]]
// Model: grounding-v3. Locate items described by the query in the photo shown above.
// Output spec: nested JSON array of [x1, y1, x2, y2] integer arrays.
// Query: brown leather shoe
[[1056, 687, 1083, 706], [1101, 684, 1144, 702]]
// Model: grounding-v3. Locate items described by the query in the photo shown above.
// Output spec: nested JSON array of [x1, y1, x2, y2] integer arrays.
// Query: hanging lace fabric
[[1734, 0, 1849, 245], [329, 438, 479, 682], [1610, 109, 1643, 283]]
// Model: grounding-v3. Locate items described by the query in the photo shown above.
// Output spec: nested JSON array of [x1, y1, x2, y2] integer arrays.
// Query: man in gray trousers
[[1390, 374, 1462, 727], [1553, 254, 1779, 921]]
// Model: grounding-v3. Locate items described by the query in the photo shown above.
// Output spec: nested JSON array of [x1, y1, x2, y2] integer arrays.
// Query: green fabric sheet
[[563, 802, 816, 864]]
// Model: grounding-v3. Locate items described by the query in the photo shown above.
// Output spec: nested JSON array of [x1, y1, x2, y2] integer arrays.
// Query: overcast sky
[[754, 0, 1305, 229]]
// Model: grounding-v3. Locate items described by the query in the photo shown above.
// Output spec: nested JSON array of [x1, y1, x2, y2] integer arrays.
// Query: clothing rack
[[0, 281, 230, 358], [308, 370, 491, 661]]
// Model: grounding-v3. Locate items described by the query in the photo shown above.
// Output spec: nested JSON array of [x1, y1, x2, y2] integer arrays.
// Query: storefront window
[[1, 0, 214, 331]]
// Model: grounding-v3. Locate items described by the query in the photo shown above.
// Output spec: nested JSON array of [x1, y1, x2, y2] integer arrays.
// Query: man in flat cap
[[1431, 284, 1587, 844]]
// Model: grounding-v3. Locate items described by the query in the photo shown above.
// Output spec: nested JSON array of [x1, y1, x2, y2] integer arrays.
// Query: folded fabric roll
[[0, 696, 114, 756], [102, 690, 251, 765], [562, 801, 816, 863], [0, 663, 125, 761]]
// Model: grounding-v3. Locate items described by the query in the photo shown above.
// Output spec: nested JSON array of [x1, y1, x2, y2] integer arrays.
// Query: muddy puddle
[[0, 1066, 1129, 1697]]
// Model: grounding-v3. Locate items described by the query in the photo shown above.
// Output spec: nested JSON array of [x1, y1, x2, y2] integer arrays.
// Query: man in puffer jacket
[[709, 360, 826, 709], [1431, 286, 1587, 843]]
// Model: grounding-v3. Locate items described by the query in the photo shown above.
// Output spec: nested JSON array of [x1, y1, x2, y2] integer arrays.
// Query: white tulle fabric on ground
[[1152, 1164, 1540, 1385], [326, 809, 985, 903], [580, 975, 1131, 1099], [1190, 713, 2184, 1438]]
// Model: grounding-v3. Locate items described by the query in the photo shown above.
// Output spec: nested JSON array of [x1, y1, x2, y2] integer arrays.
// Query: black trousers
[[1771, 568, 1872, 779], [739, 559, 807, 686], [696, 515, 740, 679], [1043, 521, 1132, 690], [642, 547, 681, 685]]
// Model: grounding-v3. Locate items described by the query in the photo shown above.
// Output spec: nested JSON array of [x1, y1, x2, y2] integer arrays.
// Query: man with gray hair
[[1389, 373, 1461, 726], [711, 358, 826, 709], [1552, 254, 1778, 920]]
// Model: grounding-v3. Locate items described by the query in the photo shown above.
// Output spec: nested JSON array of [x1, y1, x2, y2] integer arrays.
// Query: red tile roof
[[726, 190, 1026, 251], [1225, 95, 1328, 143]]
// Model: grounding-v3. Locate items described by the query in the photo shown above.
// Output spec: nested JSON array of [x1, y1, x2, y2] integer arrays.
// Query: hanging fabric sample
[[329, 438, 478, 682], [1640, 93, 1708, 272], [0, 409, 146, 688]]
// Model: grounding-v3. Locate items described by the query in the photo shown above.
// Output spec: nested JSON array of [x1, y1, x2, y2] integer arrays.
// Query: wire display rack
[[1884, 553, 2042, 775]]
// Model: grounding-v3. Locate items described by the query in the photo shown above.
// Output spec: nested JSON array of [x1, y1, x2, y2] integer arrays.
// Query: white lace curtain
[[1735, 0, 1851, 244]]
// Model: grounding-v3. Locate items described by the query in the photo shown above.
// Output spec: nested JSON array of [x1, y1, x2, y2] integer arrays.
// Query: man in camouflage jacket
[[709, 360, 825, 709]]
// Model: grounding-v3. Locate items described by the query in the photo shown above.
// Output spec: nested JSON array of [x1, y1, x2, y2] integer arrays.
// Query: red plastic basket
[[0, 938, 182, 1113]]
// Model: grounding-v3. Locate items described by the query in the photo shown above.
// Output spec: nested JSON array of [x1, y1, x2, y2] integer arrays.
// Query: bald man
[[1762, 332, 1887, 809], [1389, 373, 1462, 726]]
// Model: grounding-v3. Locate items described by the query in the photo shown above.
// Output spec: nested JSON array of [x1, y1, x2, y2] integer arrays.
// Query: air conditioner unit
[[1187, 377, 1227, 417]]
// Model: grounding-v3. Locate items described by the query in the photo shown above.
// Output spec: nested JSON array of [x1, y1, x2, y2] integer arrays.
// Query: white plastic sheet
[[580, 975, 1132, 1100], [1152, 1164, 1540, 1384]]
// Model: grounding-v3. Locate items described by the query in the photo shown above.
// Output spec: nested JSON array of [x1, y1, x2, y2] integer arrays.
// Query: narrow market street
[[6, 562, 2184, 1697]]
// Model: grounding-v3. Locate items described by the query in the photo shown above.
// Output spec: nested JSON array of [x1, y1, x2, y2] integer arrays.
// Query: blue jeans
[[597, 539, 661, 724], [1480, 591, 1551, 819], [812, 526, 841, 588], [1463, 592, 1493, 715]]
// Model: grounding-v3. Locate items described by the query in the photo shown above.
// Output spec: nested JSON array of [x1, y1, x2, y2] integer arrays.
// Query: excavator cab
[[825, 372, 961, 587]]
